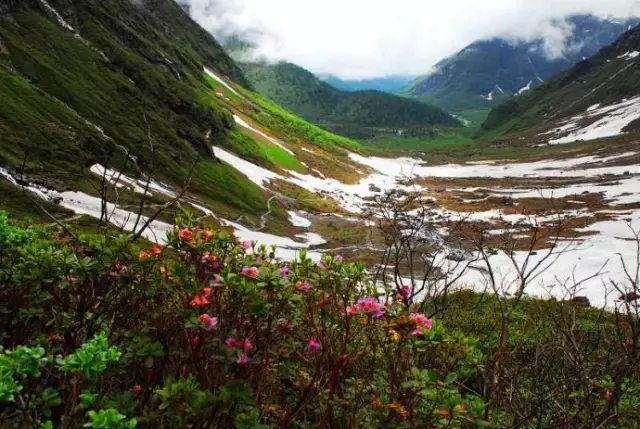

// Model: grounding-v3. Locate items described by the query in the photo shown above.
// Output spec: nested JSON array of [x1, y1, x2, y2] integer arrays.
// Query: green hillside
[[0, 0, 368, 224], [240, 61, 460, 138], [482, 24, 640, 136]]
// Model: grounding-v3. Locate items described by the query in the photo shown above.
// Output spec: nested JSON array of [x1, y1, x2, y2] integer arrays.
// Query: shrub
[[0, 212, 485, 427]]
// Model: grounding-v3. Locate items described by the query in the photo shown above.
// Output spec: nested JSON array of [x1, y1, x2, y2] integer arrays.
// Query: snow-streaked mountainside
[[403, 15, 640, 113], [483, 23, 640, 144]]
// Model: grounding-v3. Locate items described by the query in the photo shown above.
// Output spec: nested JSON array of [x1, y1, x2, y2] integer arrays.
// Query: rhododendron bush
[[0, 213, 485, 428]]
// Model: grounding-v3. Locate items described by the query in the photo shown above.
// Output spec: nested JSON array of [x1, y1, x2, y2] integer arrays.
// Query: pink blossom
[[401, 285, 411, 298], [202, 230, 214, 241], [242, 266, 259, 278], [242, 240, 252, 250], [280, 265, 289, 278], [132, 385, 142, 393], [409, 313, 432, 329], [373, 310, 385, 318], [317, 260, 328, 270], [241, 339, 253, 351], [409, 328, 424, 337], [178, 228, 194, 242], [296, 280, 312, 292], [197, 314, 218, 330], [191, 337, 200, 346], [306, 337, 321, 352], [335, 254, 343, 263], [346, 305, 358, 315], [225, 337, 236, 349], [236, 353, 249, 365]]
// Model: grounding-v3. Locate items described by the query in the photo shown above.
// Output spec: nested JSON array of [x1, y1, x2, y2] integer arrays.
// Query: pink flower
[[317, 260, 328, 270], [242, 266, 259, 278], [335, 254, 343, 263], [132, 385, 142, 393], [197, 314, 218, 330], [178, 228, 194, 242], [191, 337, 200, 346], [241, 339, 253, 351], [202, 230, 214, 241], [409, 328, 424, 337], [280, 265, 289, 278], [409, 313, 432, 329], [225, 337, 236, 349], [347, 297, 385, 318], [210, 274, 224, 285], [296, 280, 312, 292], [400, 285, 411, 298], [236, 353, 249, 365], [114, 262, 127, 274], [242, 240, 252, 250], [306, 337, 321, 352]]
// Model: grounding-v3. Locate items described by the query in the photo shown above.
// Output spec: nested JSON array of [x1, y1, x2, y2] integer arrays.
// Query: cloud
[[184, 0, 640, 79]]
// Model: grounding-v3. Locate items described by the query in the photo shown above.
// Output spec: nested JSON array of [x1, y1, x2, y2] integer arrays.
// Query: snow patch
[[288, 211, 312, 227], [517, 81, 532, 95], [481, 91, 493, 101], [203, 67, 240, 96], [617, 51, 640, 60], [549, 96, 640, 144], [233, 115, 295, 155]]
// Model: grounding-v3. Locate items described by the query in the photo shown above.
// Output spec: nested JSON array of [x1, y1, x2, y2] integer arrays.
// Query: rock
[[368, 184, 381, 193]]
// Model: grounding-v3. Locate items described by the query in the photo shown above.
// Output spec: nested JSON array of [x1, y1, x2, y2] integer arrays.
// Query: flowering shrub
[[0, 212, 489, 427]]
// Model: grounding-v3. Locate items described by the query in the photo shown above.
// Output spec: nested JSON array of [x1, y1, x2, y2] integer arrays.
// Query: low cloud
[[184, 0, 640, 79]]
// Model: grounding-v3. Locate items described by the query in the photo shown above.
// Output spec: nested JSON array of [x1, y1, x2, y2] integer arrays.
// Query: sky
[[184, 0, 640, 79]]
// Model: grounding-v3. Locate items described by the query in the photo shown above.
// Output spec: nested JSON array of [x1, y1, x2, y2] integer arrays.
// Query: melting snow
[[288, 211, 312, 227], [549, 96, 640, 144], [617, 51, 640, 60], [203, 67, 240, 96], [233, 115, 295, 155], [39, 0, 75, 32], [90, 164, 177, 198], [481, 91, 493, 101], [517, 81, 532, 95]]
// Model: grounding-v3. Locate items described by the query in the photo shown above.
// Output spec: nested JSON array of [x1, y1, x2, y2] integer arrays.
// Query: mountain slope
[[240, 61, 460, 138], [482, 25, 640, 144], [0, 0, 370, 227], [403, 15, 639, 113]]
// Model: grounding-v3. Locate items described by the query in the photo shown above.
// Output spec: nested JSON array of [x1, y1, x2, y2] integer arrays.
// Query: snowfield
[[5, 141, 640, 307], [548, 96, 640, 144]]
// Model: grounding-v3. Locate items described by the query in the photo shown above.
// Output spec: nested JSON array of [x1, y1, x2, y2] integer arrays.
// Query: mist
[[183, 0, 640, 79]]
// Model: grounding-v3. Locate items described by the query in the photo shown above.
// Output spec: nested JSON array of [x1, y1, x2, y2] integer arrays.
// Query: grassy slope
[[240, 62, 460, 139], [482, 26, 640, 137], [0, 0, 374, 231]]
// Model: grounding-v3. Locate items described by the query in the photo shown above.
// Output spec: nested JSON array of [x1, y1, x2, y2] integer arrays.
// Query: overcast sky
[[185, 0, 640, 79]]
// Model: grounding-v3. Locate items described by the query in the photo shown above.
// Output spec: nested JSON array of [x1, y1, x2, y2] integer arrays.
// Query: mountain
[[403, 15, 640, 113], [0, 0, 369, 225], [240, 61, 460, 138], [482, 24, 640, 144], [319, 74, 414, 93]]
